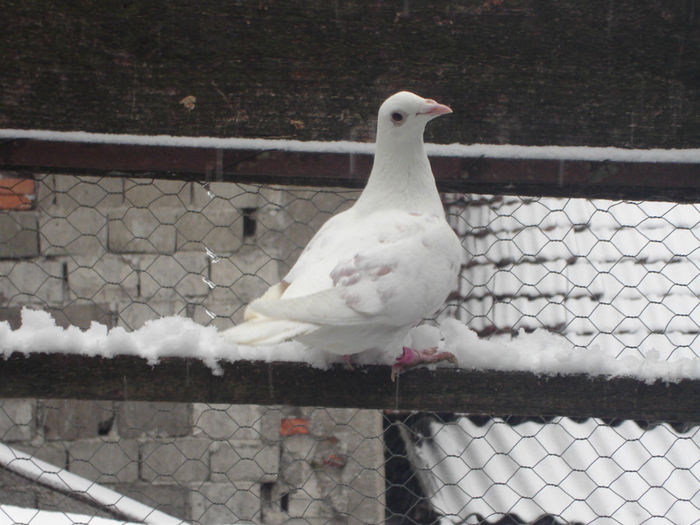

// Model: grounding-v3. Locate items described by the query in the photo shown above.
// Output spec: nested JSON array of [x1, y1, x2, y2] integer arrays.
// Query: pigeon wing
[[247, 211, 461, 328]]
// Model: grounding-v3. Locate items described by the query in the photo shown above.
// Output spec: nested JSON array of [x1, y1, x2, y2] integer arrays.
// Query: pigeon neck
[[355, 135, 444, 215]]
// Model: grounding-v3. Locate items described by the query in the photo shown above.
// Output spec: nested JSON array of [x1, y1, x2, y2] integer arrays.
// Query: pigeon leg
[[343, 354, 354, 370], [391, 346, 457, 381]]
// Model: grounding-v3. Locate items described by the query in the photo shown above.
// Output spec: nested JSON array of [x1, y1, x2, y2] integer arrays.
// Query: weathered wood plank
[[2, 139, 699, 202], [0, 353, 698, 424], [1, 1, 697, 148]]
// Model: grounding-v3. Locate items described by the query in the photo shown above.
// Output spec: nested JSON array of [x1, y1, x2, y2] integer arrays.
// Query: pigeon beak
[[417, 99, 453, 117]]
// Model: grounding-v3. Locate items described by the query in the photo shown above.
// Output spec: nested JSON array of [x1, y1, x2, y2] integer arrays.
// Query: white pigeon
[[222, 91, 463, 378]]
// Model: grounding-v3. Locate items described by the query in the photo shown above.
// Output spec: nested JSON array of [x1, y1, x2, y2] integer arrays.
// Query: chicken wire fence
[[0, 172, 699, 524]]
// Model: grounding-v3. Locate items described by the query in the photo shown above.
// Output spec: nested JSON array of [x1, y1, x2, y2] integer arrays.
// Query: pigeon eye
[[391, 112, 405, 123]]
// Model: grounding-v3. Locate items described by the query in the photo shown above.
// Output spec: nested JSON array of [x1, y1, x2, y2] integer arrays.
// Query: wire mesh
[[446, 194, 700, 362], [0, 173, 699, 524]]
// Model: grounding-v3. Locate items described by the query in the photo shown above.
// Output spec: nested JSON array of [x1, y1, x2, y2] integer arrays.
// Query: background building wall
[[0, 174, 383, 524]]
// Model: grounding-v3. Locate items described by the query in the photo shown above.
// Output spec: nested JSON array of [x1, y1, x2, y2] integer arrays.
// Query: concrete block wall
[[0, 174, 359, 329], [0, 399, 385, 524], [1, 174, 288, 329], [0, 173, 383, 524]]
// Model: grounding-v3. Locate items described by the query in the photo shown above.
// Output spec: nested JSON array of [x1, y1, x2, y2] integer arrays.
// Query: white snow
[[0, 442, 184, 525], [2, 128, 700, 163], [1, 307, 699, 383], [0, 308, 337, 373], [0, 505, 143, 525]]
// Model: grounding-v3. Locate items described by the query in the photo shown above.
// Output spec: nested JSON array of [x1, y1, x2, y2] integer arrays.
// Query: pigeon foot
[[391, 346, 457, 382], [343, 354, 354, 371]]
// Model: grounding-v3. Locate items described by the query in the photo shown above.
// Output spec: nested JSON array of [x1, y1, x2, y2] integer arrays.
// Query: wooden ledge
[[1, 353, 698, 423], [1, 138, 699, 201], [0, 139, 700, 202]]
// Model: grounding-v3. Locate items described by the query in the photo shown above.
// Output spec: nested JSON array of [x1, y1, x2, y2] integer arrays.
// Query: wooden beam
[[0, 353, 698, 424], [2, 1, 698, 148], [1, 139, 699, 202]]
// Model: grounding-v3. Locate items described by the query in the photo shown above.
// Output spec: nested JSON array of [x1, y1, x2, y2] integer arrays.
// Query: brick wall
[[0, 173, 382, 524]]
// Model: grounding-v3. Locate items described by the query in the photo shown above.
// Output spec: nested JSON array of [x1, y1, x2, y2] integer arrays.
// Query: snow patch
[[0, 505, 143, 525], [1, 307, 699, 383], [2, 128, 699, 163], [0, 441, 183, 525]]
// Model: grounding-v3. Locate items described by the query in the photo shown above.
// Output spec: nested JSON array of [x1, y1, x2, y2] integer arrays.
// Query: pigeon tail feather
[[248, 288, 375, 326], [243, 281, 289, 321], [221, 318, 317, 346]]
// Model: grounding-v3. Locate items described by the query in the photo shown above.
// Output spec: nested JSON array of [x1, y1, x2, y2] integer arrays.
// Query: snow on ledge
[[2, 128, 700, 163], [1, 308, 699, 384]]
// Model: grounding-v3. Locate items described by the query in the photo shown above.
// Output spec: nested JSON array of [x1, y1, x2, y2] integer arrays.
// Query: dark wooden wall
[[2, 1, 698, 148]]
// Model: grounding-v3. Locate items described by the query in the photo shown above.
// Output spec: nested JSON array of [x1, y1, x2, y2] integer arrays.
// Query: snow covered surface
[[2, 128, 700, 163], [0, 442, 183, 525], [0, 505, 143, 525], [1, 307, 699, 383], [411, 416, 700, 524]]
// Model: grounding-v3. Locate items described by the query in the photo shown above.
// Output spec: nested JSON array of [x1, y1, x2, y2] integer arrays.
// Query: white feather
[[221, 91, 463, 357]]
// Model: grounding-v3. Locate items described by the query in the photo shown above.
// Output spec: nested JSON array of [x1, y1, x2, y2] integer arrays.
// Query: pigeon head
[[376, 91, 452, 143], [355, 91, 453, 214]]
